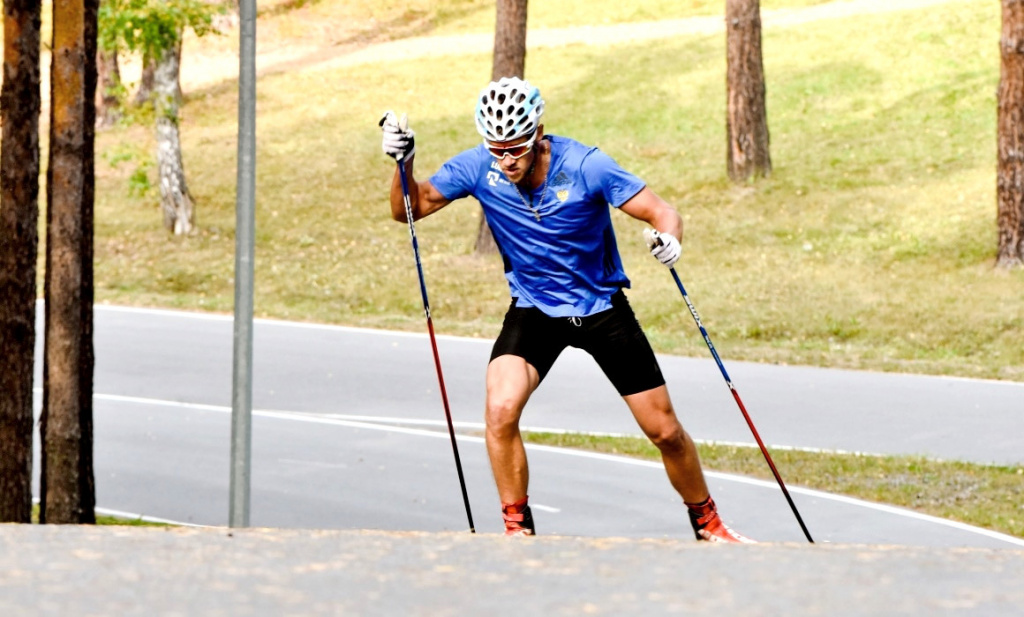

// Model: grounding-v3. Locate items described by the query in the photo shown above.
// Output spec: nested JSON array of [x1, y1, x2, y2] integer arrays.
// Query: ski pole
[[395, 158, 475, 533], [649, 232, 813, 543]]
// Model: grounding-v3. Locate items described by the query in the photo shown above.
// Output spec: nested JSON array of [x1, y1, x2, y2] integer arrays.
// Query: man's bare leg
[[484, 354, 539, 504], [622, 385, 709, 503], [624, 385, 754, 543]]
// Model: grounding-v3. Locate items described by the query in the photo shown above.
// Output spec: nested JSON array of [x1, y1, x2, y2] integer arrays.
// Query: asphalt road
[[30, 305, 1024, 549], [72, 305, 1024, 465]]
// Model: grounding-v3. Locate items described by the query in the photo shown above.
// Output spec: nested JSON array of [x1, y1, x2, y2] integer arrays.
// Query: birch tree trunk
[[726, 0, 771, 181], [0, 0, 41, 524], [997, 0, 1024, 268], [475, 0, 528, 256], [154, 40, 195, 235], [41, 0, 98, 524]]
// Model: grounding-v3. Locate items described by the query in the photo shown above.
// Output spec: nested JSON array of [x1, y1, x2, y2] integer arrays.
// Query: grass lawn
[[90, 0, 1022, 380], [30, 505, 169, 526], [522, 432, 1024, 539]]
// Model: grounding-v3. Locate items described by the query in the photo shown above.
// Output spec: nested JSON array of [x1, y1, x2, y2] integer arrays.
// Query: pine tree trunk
[[476, 0, 529, 256], [41, 0, 98, 525], [726, 0, 771, 181], [154, 40, 195, 235], [997, 0, 1024, 268], [492, 0, 527, 81], [95, 47, 121, 128], [0, 0, 41, 524], [133, 54, 155, 106]]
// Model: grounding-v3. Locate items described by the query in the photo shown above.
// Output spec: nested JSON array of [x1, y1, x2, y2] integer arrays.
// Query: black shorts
[[489, 291, 666, 396]]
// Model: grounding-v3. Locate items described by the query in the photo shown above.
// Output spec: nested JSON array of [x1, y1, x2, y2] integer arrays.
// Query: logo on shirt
[[556, 189, 569, 202], [487, 161, 510, 187], [550, 171, 571, 187]]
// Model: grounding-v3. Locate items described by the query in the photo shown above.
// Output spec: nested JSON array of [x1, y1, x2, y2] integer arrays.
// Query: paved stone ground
[[2, 525, 1023, 616]]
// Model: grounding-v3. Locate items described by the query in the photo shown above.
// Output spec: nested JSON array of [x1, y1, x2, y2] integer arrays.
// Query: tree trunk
[[154, 40, 195, 235], [726, 0, 771, 181], [95, 46, 120, 128], [476, 0, 529, 255], [133, 54, 155, 106], [997, 0, 1024, 268], [474, 209, 500, 255], [41, 0, 98, 525], [0, 0, 41, 524], [492, 0, 527, 81]]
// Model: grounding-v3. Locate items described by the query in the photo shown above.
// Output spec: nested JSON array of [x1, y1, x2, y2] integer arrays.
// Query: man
[[380, 77, 752, 543]]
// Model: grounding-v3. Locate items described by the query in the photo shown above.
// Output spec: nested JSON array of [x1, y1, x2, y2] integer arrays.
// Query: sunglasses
[[485, 133, 537, 160]]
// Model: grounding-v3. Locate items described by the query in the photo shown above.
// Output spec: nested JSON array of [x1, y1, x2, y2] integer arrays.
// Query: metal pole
[[229, 0, 257, 528]]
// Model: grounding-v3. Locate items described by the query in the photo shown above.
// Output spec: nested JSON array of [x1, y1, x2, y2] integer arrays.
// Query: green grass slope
[[93, 0, 1023, 380]]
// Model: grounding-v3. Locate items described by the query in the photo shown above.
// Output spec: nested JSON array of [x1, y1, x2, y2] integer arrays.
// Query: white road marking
[[86, 392, 881, 457], [95, 507, 211, 528], [89, 392, 1024, 548]]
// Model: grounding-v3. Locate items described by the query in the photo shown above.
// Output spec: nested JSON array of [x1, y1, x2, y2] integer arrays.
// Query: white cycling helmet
[[474, 77, 545, 142]]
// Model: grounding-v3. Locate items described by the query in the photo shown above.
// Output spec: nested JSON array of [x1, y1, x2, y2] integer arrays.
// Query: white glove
[[643, 228, 681, 268], [379, 111, 416, 162]]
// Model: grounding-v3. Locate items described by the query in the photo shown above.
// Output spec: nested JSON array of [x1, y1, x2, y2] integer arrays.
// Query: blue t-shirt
[[429, 135, 645, 317]]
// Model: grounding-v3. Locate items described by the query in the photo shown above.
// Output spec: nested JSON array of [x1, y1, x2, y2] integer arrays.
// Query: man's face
[[486, 128, 542, 185]]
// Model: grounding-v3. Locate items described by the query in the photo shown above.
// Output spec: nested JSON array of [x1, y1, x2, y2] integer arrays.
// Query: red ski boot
[[502, 496, 536, 537], [686, 496, 756, 544]]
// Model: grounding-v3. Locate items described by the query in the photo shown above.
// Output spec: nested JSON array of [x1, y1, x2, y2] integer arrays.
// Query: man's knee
[[486, 394, 524, 438], [646, 423, 688, 455]]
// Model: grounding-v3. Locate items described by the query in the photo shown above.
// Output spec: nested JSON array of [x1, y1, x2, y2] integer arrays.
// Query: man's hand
[[643, 228, 681, 268], [379, 111, 416, 162]]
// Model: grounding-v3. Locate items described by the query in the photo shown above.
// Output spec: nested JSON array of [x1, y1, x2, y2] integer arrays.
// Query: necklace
[[512, 144, 549, 222]]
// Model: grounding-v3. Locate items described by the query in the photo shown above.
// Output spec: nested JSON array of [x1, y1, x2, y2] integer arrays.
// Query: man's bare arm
[[618, 186, 683, 240], [389, 156, 452, 223]]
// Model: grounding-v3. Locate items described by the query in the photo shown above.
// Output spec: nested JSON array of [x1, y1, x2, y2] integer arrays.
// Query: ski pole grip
[[644, 228, 664, 250]]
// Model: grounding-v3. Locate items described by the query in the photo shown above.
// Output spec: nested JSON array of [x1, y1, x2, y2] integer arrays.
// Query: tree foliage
[[98, 0, 223, 58]]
